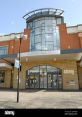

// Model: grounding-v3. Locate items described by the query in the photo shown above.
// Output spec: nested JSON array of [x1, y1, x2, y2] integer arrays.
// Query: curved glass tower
[[23, 8, 64, 51]]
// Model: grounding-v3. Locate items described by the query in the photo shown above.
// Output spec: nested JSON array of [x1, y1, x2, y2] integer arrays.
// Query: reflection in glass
[[27, 17, 62, 51], [0, 71, 5, 83], [26, 65, 62, 89]]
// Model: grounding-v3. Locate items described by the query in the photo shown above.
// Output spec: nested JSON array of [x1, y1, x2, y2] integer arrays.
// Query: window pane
[[57, 18, 61, 24], [35, 28, 41, 35], [0, 46, 8, 55], [45, 34, 53, 41], [0, 71, 5, 83], [39, 20, 45, 27], [35, 35, 41, 43], [45, 27, 53, 33], [35, 21, 40, 28], [29, 16, 61, 51], [35, 43, 42, 50], [46, 42, 53, 50]]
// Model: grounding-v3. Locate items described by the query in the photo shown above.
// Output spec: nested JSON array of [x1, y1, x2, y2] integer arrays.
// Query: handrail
[[23, 8, 64, 20]]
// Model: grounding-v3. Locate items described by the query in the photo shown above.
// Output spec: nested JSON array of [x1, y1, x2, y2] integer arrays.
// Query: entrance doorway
[[0, 70, 5, 88], [47, 72, 62, 89], [26, 65, 62, 90]]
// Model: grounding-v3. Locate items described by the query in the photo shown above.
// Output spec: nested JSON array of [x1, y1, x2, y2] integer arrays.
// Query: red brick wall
[[0, 25, 82, 54], [0, 41, 9, 46], [0, 28, 30, 54], [9, 40, 15, 54], [79, 36, 82, 48], [20, 29, 30, 52], [59, 24, 81, 50], [14, 39, 20, 54]]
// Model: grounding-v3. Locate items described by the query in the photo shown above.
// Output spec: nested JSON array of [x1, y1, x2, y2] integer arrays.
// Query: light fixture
[[11, 46, 13, 48], [68, 45, 71, 49], [78, 32, 82, 37], [24, 35, 28, 40], [26, 58, 28, 62], [54, 58, 56, 61]]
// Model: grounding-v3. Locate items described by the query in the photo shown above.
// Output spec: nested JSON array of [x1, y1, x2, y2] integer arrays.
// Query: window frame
[[0, 45, 8, 55], [0, 70, 5, 83]]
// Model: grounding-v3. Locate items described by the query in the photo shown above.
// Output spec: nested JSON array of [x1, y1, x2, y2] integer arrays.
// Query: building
[[0, 8, 82, 90]]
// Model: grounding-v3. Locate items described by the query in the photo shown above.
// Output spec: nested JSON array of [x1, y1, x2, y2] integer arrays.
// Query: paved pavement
[[0, 90, 82, 109]]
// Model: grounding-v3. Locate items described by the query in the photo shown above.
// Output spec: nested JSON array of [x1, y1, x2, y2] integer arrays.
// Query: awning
[[17, 51, 82, 62], [0, 63, 12, 69]]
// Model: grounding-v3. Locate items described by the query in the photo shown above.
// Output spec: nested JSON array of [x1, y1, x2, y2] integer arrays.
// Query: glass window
[[57, 18, 61, 24], [53, 20, 56, 25], [35, 21, 40, 28], [45, 27, 53, 33], [29, 17, 61, 51], [0, 71, 5, 83], [42, 45, 47, 50], [26, 65, 62, 89], [32, 21, 35, 28], [45, 34, 53, 41], [53, 33, 57, 43], [47, 66, 57, 72], [35, 35, 41, 43], [0, 46, 8, 55], [39, 20, 45, 27], [27, 22, 32, 29], [41, 29, 45, 34], [45, 20, 53, 27], [42, 34, 46, 42], [35, 43, 42, 50], [30, 66, 39, 73], [31, 38, 34, 45], [35, 28, 41, 35], [46, 42, 54, 50]]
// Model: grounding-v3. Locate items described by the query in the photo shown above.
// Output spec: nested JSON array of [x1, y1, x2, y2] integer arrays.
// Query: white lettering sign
[[69, 81, 76, 85], [64, 70, 74, 75], [15, 59, 20, 69], [5, 110, 15, 116]]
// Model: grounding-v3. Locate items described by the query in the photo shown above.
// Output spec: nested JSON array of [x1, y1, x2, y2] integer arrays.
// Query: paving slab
[[0, 90, 82, 109]]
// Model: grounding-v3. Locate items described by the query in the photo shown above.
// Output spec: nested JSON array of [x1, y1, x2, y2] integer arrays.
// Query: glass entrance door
[[52, 73, 58, 89], [40, 73, 47, 89], [40, 66, 47, 89], [26, 65, 62, 90], [28, 73, 40, 88], [47, 72, 58, 89], [47, 73, 52, 89]]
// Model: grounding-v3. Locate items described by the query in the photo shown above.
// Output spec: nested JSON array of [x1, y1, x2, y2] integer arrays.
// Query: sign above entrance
[[64, 70, 74, 75], [14, 59, 20, 69], [20, 50, 60, 58], [69, 81, 76, 86]]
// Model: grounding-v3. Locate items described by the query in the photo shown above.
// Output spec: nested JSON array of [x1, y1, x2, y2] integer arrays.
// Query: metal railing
[[23, 8, 64, 20]]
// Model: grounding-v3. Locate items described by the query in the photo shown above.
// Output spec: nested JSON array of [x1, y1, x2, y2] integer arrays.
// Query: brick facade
[[0, 24, 82, 90], [59, 24, 81, 50], [12, 60, 79, 90]]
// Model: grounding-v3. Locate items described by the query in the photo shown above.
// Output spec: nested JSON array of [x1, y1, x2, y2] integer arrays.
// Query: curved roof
[[23, 8, 64, 22]]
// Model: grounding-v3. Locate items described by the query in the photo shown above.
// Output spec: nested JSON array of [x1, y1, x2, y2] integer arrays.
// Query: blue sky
[[0, 0, 82, 35]]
